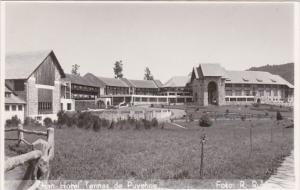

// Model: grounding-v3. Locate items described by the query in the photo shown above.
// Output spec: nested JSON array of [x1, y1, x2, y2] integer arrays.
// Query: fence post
[[18, 124, 24, 145], [270, 121, 274, 143], [200, 133, 206, 179], [47, 128, 55, 160], [250, 122, 253, 156]]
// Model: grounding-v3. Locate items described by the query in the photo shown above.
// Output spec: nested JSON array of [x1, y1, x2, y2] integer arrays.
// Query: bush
[[78, 112, 94, 129], [57, 111, 67, 126], [43, 117, 53, 128], [142, 119, 151, 129], [253, 103, 259, 108], [5, 115, 21, 127], [109, 120, 115, 129], [199, 114, 212, 127], [92, 116, 101, 132], [24, 117, 42, 127], [265, 112, 269, 116], [151, 118, 158, 127], [241, 115, 246, 121], [276, 111, 283, 120], [225, 109, 229, 115], [189, 114, 194, 122]]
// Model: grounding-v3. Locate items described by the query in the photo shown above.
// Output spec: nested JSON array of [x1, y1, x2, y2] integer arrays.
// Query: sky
[[5, 2, 295, 83]]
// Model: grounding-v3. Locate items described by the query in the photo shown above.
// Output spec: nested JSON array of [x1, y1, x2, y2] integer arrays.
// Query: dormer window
[[270, 79, 277, 83], [256, 78, 263, 82], [225, 79, 231, 81], [242, 78, 249, 82]]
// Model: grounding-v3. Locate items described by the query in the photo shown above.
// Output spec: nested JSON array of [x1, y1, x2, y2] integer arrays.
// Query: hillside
[[247, 63, 294, 84]]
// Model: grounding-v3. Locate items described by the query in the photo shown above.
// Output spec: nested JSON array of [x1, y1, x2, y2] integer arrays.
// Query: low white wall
[[4, 110, 25, 124], [61, 98, 75, 111]]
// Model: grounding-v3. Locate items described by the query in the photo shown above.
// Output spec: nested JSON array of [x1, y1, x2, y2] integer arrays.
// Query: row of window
[[72, 84, 98, 92], [225, 89, 280, 97], [38, 102, 52, 111], [5, 104, 23, 111], [225, 84, 285, 88]]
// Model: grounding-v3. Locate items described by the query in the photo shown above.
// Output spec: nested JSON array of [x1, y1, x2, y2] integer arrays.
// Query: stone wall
[[26, 76, 38, 116], [75, 100, 98, 111]]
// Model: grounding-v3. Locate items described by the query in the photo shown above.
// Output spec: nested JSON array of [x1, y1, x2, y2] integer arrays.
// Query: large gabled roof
[[163, 76, 190, 87], [5, 50, 65, 79], [83, 73, 106, 88], [97, 77, 129, 87], [225, 70, 294, 88], [63, 73, 98, 87], [125, 79, 159, 89], [198, 63, 227, 77]]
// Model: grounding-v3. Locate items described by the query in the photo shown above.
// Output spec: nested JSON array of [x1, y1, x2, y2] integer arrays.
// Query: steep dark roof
[[5, 50, 65, 79], [83, 73, 106, 88], [97, 77, 129, 87], [153, 80, 163, 88], [163, 76, 190, 87], [63, 73, 98, 87], [5, 85, 26, 104], [128, 79, 158, 88]]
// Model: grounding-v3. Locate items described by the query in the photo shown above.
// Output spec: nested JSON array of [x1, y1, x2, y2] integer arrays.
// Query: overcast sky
[[5, 2, 294, 83]]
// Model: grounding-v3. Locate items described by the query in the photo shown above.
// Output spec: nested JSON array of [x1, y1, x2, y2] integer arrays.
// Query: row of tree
[[71, 60, 154, 80]]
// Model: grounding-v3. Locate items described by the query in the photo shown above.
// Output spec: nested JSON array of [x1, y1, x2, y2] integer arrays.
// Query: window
[[225, 90, 232, 96], [12, 105, 16, 111], [274, 89, 278, 96], [38, 102, 52, 113], [266, 89, 271, 96], [18, 105, 23, 111], [67, 103, 72, 110], [5, 105, 9, 111], [244, 90, 250, 96], [259, 90, 264, 96], [235, 90, 242, 96], [5, 92, 11, 97]]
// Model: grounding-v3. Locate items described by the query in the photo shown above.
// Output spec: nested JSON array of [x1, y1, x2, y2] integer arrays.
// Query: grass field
[[5, 106, 294, 183]]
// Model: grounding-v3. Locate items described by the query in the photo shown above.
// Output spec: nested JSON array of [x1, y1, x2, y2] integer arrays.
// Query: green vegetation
[[5, 115, 21, 127], [5, 105, 294, 187], [248, 63, 294, 85]]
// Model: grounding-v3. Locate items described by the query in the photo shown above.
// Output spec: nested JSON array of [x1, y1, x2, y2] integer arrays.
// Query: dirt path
[[258, 151, 294, 189]]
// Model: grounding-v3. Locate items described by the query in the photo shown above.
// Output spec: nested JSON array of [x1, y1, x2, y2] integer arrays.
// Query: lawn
[[5, 108, 294, 188]]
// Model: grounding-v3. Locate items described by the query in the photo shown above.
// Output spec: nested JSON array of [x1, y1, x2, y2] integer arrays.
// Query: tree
[[144, 67, 154, 80], [71, 64, 80, 76], [113, 60, 123, 78]]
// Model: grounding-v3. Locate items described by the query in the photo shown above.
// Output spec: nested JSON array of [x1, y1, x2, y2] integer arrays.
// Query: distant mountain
[[247, 63, 294, 84]]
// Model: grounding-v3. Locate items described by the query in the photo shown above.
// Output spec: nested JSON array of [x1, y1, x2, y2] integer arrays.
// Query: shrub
[[253, 103, 259, 108], [199, 114, 212, 127], [225, 109, 229, 115], [109, 120, 115, 129], [265, 112, 269, 116], [78, 112, 94, 129], [92, 116, 101, 132], [276, 111, 283, 121], [241, 115, 246, 121], [160, 122, 165, 129], [244, 104, 248, 108], [189, 114, 194, 122], [142, 119, 151, 129], [24, 117, 42, 127], [43, 117, 53, 128], [6, 115, 21, 127], [57, 111, 67, 126], [151, 118, 158, 127]]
